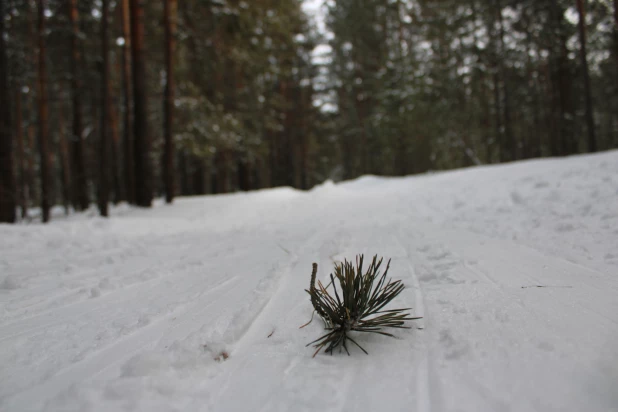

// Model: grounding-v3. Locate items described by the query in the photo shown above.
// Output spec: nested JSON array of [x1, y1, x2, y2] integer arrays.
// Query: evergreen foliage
[[2, 1, 617, 222], [306, 255, 421, 356]]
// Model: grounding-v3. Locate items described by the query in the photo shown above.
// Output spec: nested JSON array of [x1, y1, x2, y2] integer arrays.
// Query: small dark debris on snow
[[267, 329, 275, 338], [521, 285, 573, 289], [214, 351, 229, 362]]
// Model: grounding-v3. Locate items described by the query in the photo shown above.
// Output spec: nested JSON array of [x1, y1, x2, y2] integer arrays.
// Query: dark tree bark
[[129, 0, 152, 207], [484, 7, 505, 163], [238, 157, 250, 191], [98, 0, 110, 217], [615, 0, 618, 37], [27, 116, 36, 211], [37, 0, 51, 223], [163, 0, 177, 203], [192, 156, 210, 195], [615, 0, 618, 147], [470, 0, 492, 163], [178, 149, 189, 196], [68, 0, 89, 211], [120, 0, 135, 204], [216, 151, 231, 194], [299, 86, 311, 189], [58, 104, 71, 215], [495, 0, 516, 161], [523, 7, 543, 159], [576, 0, 597, 152], [547, 0, 576, 156], [15, 89, 27, 218], [615, 0, 618, 66], [109, 90, 122, 204], [492, 71, 504, 161], [0, 0, 16, 223]]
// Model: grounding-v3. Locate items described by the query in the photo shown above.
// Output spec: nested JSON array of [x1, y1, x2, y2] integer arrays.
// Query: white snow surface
[[1, 151, 618, 412]]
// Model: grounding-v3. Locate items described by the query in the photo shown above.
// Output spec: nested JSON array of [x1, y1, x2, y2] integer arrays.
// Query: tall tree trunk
[[68, 0, 89, 211], [0, 0, 16, 223], [163, 0, 177, 203], [129, 0, 152, 207], [216, 151, 231, 194], [58, 104, 71, 215], [495, 0, 515, 161], [548, 0, 575, 156], [485, 8, 505, 163], [192, 156, 209, 195], [615, 0, 618, 71], [300, 86, 310, 189], [37, 0, 51, 223], [120, 0, 135, 204], [576, 0, 597, 152], [470, 0, 492, 163], [493, 71, 504, 162], [523, 8, 543, 159], [68, 4, 87, 209], [27, 118, 36, 211], [614, 0, 618, 148], [98, 0, 110, 216], [109, 92, 122, 204], [15, 89, 27, 218], [238, 157, 250, 191], [178, 149, 189, 195]]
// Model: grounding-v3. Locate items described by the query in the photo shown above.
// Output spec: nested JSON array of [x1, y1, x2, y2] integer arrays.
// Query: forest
[[0, 0, 617, 224]]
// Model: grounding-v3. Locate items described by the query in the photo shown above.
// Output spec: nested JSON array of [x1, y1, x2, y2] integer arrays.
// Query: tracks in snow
[[396, 219, 618, 412], [207, 222, 431, 412], [1, 275, 241, 411], [4, 172, 618, 411]]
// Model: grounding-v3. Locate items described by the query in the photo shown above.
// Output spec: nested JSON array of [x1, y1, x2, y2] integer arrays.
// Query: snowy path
[[1, 151, 617, 411]]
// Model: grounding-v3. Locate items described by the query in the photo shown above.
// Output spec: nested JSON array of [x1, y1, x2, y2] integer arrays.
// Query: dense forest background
[[0, 0, 617, 223]]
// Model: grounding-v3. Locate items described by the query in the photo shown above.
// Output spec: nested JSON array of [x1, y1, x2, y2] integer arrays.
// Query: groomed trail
[[1, 151, 617, 412]]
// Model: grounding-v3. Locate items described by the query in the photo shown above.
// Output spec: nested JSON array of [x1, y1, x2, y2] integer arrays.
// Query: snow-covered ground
[[1, 151, 618, 412]]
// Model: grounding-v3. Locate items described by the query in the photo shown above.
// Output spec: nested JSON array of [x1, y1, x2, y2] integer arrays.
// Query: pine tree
[[0, 0, 16, 223]]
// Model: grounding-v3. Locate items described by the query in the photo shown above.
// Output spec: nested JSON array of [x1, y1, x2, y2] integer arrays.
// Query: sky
[[301, 0, 326, 32]]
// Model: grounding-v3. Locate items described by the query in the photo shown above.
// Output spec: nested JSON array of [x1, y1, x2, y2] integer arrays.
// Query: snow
[[1, 151, 618, 412]]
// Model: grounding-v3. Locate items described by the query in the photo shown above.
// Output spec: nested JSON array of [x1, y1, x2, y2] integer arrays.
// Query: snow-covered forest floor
[[1, 151, 618, 412]]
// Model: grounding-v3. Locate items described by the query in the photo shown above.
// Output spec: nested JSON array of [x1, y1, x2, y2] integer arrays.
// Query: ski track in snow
[[1, 151, 618, 411]]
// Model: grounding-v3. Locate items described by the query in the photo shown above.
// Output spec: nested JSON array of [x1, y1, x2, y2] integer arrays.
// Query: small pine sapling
[[304, 255, 421, 356]]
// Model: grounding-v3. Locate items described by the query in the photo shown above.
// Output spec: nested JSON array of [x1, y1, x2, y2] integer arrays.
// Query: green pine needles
[[304, 255, 421, 356]]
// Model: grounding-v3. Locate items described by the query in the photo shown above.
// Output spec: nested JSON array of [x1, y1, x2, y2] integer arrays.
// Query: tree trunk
[[178, 150, 189, 196], [523, 8, 543, 159], [548, 0, 575, 156], [238, 158, 250, 191], [300, 86, 311, 189], [485, 7, 505, 163], [68, 0, 89, 211], [27, 119, 36, 212], [493, 71, 504, 162], [576, 0, 597, 152], [0, 0, 16, 223], [495, 0, 516, 161], [120, 0, 135, 204], [612, 0, 618, 81], [98, 0, 110, 216], [58, 104, 71, 215], [216, 151, 231, 194], [109, 91, 122, 204], [37, 0, 51, 223], [192, 156, 208, 195], [129, 0, 152, 207], [614, 0, 618, 147], [15, 89, 27, 218], [163, 0, 177, 203]]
